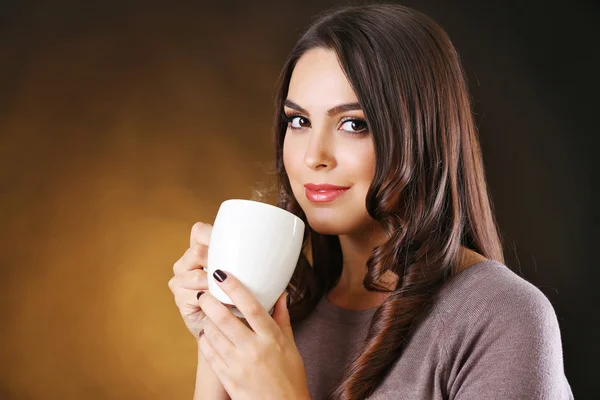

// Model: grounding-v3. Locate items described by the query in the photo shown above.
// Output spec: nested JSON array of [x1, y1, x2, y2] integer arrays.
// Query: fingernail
[[213, 269, 227, 282], [197, 291, 205, 299], [286, 293, 291, 309], [198, 330, 204, 338]]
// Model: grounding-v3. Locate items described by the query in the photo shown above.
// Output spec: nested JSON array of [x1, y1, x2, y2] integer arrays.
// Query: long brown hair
[[272, 4, 504, 399]]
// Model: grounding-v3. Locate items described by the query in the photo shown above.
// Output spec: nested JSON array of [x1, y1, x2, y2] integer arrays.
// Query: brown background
[[0, 1, 596, 398]]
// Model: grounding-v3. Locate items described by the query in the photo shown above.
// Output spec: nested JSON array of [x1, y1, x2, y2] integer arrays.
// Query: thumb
[[271, 291, 293, 339]]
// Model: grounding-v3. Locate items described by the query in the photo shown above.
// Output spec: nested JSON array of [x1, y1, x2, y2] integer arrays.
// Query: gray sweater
[[292, 260, 574, 399]]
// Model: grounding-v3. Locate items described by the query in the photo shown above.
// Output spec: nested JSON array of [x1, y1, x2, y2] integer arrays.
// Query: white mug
[[206, 199, 305, 318]]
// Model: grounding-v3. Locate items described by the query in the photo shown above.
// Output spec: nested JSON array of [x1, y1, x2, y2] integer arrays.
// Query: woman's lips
[[304, 187, 350, 203]]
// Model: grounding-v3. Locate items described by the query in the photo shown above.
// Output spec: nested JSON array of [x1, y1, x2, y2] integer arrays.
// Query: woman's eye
[[340, 119, 368, 133], [288, 116, 310, 129]]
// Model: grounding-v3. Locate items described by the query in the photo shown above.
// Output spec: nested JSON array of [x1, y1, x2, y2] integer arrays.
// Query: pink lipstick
[[304, 183, 350, 203]]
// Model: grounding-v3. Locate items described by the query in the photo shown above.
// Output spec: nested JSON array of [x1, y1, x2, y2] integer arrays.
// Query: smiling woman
[[171, 3, 574, 400], [269, 3, 573, 400]]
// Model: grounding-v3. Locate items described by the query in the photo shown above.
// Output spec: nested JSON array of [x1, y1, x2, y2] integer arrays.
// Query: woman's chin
[[305, 214, 354, 236]]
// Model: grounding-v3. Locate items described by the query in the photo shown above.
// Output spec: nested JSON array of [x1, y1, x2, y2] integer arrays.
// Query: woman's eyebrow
[[284, 99, 362, 116]]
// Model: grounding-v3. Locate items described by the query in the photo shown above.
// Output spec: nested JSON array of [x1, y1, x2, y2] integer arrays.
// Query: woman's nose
[[303, 129, 336, 170]]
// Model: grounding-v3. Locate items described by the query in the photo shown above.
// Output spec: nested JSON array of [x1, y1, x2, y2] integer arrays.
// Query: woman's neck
[[327, 225, 394, 310]]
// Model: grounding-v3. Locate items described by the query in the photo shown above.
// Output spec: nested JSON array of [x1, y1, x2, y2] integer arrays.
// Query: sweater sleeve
[[446, 277, 574, 400]]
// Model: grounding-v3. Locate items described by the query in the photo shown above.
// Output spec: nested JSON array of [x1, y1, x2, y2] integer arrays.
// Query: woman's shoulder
[[429, 260, 573, 399], [438, 259, 557, 318], [433, 258, 564, 347]]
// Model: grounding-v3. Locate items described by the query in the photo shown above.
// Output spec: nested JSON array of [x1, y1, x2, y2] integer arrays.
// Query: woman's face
[[283, 47, 377, 235]]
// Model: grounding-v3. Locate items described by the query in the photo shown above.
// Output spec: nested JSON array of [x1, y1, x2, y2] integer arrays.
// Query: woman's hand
[[168, 223, 231, 400], [168, 222, 214, 338], [198, 270, 311, 400]]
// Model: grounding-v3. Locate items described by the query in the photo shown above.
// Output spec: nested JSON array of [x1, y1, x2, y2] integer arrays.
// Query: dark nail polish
[[197, 291, 205, 299], [286, 294, 291, 309], [213, 269, 227, 282], [198, 330, 204, 338]]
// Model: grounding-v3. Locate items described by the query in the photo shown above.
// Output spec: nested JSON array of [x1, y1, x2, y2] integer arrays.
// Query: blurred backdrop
[[0, 1, 596, 399]]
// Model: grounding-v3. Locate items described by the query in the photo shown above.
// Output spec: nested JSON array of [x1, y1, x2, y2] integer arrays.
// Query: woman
[[168, 4, 573, 399]]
